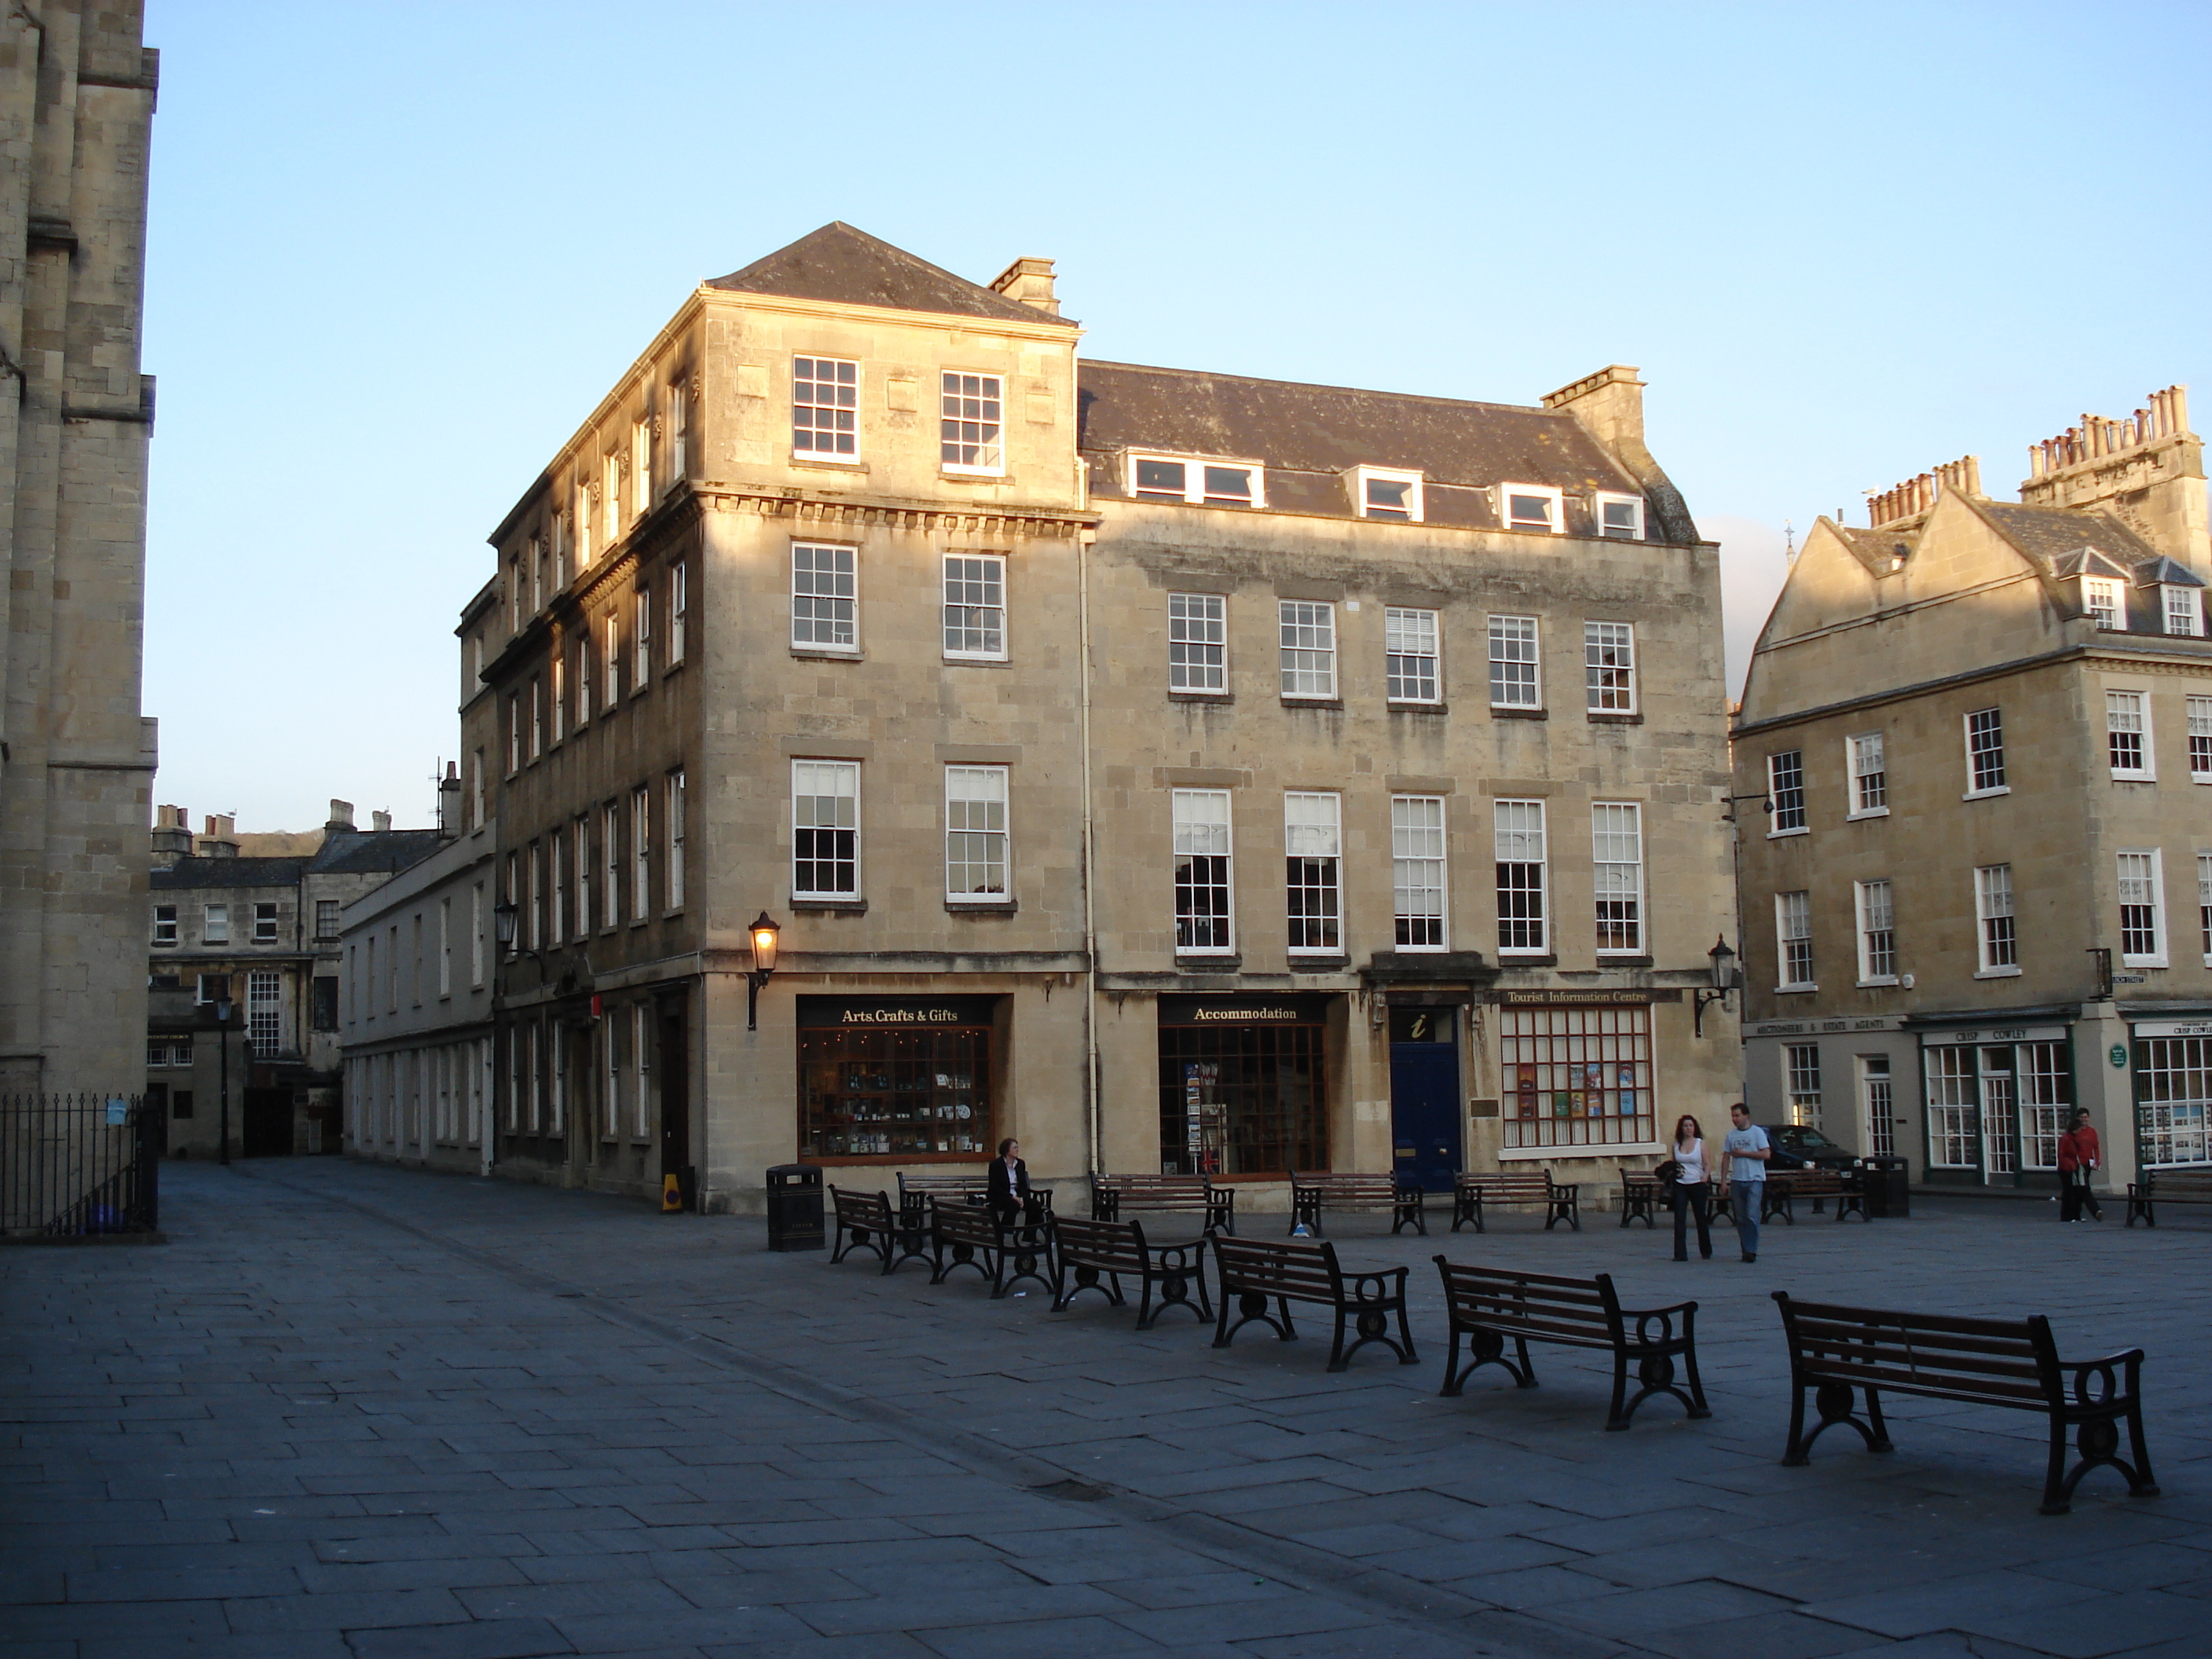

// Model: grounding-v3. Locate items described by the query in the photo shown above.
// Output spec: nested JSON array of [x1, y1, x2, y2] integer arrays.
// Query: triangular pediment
[[708, 222, 1073, 328]]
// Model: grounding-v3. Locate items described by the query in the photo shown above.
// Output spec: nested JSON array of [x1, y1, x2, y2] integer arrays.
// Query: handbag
[[1653, 1158, 1683, 1185]]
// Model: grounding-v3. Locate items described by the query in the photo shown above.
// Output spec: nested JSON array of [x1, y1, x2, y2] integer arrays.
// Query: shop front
[[1916, 1023, 2072, 1188], [2133, 1016, 2212, 1169], [1156, 994, 1333, 1177], [1491, 991, 1664, 1158], [797, 994, 1001, 1161]]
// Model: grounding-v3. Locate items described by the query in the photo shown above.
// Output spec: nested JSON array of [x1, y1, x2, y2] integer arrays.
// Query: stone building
[[148, 799, 447, 1157], [336, 799, 497, 1176], [1734, 390, 2211, 1198], [0, 3, 159, 1099], [434, 222, 1737, 1212]]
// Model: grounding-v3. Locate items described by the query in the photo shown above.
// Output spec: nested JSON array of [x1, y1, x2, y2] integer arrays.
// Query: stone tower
[[0, 4, 158, 1096]]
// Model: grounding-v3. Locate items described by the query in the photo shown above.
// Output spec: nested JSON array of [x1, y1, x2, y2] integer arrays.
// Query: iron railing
[[0, 1093, 160, 1237]]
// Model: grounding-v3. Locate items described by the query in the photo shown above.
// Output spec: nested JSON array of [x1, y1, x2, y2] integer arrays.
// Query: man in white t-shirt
[[1721, 1103, 1770, 1263]]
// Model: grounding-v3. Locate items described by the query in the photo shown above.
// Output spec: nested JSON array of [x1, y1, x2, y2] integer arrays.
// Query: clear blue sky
[[141, 0, 2212, 832]]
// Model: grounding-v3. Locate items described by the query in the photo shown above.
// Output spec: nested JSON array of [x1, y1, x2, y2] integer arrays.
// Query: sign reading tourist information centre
[[1157, 995, 1331, 1178], [797, 996, 1000, 1161]]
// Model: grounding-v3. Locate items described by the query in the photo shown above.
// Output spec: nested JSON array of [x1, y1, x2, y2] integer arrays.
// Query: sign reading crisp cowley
[[1157, 994, 1334, 1027], [796, 995, 1000, 1028]]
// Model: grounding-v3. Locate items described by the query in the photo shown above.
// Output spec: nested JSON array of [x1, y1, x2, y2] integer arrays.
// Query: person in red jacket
[[2057, 1109, 2104, 1222]]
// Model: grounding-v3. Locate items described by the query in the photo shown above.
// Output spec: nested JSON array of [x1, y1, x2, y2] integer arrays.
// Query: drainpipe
[[1079, 525, 1101, 1180]]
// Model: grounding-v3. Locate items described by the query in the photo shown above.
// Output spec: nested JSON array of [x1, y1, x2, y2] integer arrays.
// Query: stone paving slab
[[5, 1159, 2210, 1657]]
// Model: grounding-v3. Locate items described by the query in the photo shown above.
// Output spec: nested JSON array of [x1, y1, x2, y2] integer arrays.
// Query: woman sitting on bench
[[988, 1137, 1045, 1228]]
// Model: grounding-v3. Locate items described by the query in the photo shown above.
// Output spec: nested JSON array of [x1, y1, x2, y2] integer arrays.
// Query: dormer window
[[2164, 585, 2203, 637], [1595, 492, 1644, 540], [1501, 483, 1564, 534], [2084, 577, 2123, 630], [1353, 467, 1423, 522], [1126, 453, 1265, 508]]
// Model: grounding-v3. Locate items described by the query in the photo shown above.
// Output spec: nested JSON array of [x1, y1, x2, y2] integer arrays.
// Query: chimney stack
[[151, 804, 192, 869], [197, 813, 238, 859], [325, 799, 354, 833], [2020, 384, 2207, 570], [1542, 364, 1646, 452], [438, 760, 461, 837], [372, 809, 392, 833], [988, 256, 1060, 316]]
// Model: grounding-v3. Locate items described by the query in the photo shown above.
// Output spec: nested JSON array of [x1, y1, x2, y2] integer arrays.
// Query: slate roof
[[1974, 500, 2159, 570], [152, 856, 309, 892], [2130, 555, 2204, 590], [708, 222, 1071, 328], [1833, 524, 1921, 576], [1076, 360, 1662, 537], [2049, 547, 2133, 581], [150, 831, 447, 891]]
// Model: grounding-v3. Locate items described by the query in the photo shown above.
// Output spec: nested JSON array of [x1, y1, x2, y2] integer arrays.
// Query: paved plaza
[[5, 1163, 2212, 1659]]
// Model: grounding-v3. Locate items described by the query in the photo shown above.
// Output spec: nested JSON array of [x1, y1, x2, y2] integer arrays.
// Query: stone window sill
[[792, 898, 868, 914], [1491, 705, 1547, 720]]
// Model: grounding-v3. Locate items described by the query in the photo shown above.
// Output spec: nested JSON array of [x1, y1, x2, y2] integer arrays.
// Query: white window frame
[[1974, 862, 2018, 976], [793, 760, 861, 902], [2107, 689, 2153, 781], [1383, 607, 1441, 704], [1767, 749, 1807, 835], [1784, 1043, 1823, 1130], [253, 901, 279, 944], [669, 561, 687, 667], [633, 588, 652, 690], [665, 379, 688, 493], [632, 418, 651, 519], [602, 802, 622, 929], [1284, 791, 1342, 957], [1488, 614, 1540, 709], [1127, 452, 1267, 509], [2199, 852, 2212, 965], [1171, 789, 1234, 956], [2083, 576, 2123, 629], [1774, 890, 1814, 991], [1854, 878, 1897, 985], [665, 771, 686, 911], [551, 650, 566, 743], [791, 541, 859, 654], [1278, 601, 1337, 700], [1493, 799, 1547, 957], [1168, 592, 1227, 692], [529, 676, 542, 761], [438, 896, 452, 998], [2118, 848, 2166, 968], [1353, 466, 1423, 522], [574, 637, 591, 726], [574, 815, 591, 936], [603, 611, 621, 701], [1584, 621, 1636, 713], [471, 881, 485, 988], [1964, 708, 2008, 797], [1595, 491, 1645, 540], [505, 694, 520, 775], [203, 903, 229, 946], [1847, 731, 1888, 818], [152, 904, 177, 947], [792, 354, 859, 460], [633, 1004, 652, 1140], [1591, 802, 1643, 956], [574, 481, 593, 569], [1500, 482, 1565, 535], [1860, 1054, 1895, 1159], [939, 371, 1005, 475], [945, 765, 1010, 903], [942, 553, 1008, 661], [1392, 795, 1448, 952], [2188, 696, 2212, 783], [602, 452, 621, 546], [2163, 585, 2202, 637], [630, 786, 650, 921]]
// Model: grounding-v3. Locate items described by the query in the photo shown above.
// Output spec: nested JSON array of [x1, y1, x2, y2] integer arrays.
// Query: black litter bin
[[1856, 1155, 1910, 1219], [765, 1163, 824, 1251]]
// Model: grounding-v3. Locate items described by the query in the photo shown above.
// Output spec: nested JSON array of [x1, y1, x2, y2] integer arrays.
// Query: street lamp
[[746, 912, 780, 1031], [1694, 936, 1738, 1038], [493, 899, 518, 954]]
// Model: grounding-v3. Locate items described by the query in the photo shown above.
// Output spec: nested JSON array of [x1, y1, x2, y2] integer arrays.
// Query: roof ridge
[[1080, 358, 1557, 418]]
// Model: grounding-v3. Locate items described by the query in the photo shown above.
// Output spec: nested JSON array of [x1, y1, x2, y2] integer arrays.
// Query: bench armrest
[[1548, 1182, 1580, 1197], [2058, 1348, 2147, 1404], [1617, 1297, 1698, 1345], [1347, 1267, 1409, 1302]]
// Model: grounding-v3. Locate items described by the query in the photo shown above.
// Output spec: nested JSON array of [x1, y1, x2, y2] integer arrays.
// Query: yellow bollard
[[661, 1173, 683, 1212]]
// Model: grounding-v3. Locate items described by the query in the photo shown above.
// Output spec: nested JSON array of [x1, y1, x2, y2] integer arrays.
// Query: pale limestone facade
[[1736, 391, 2212, 1198], [450, 224, 1737, 1214], [0, 4, 157, 1099]]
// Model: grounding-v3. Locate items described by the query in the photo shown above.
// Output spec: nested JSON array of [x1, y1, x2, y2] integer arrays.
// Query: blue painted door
[[1390, 1008, 1463, 1192]]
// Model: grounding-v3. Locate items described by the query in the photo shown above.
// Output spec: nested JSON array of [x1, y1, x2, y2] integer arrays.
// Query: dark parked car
[[1760, 1124, 1859, 1171]]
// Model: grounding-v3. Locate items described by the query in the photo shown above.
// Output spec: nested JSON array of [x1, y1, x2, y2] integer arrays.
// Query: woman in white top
[[1668, 1113, 1714, 1261]]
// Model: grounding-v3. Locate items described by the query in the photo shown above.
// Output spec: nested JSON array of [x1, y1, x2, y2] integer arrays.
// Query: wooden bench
[[897, 1171, 1055, 1218], [2125, 1170, 2212, 1227], [1092, 1173, 1234, 1235], [1761, 1169, 1868, 1225], [1619, 1172, 1666, 1228], [1288, 1171, 1425, 1236], [1434, 1258, 1710, 1430], [928, 1200, 1053, 1298], [1452, 1170, 1580, 1233], [1211, 1236, 1415, 1372], [1050, 1214, 1212, 1328], [1771, 1292, 2159, 1514], [828, 1186, 932, 1276]]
